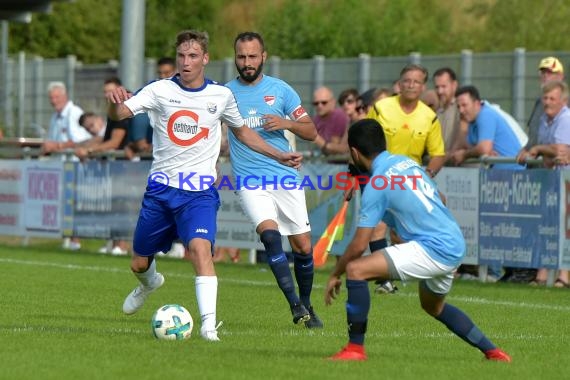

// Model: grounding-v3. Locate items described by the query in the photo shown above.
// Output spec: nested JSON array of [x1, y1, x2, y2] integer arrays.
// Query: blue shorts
[[132, 184, 220, 256]]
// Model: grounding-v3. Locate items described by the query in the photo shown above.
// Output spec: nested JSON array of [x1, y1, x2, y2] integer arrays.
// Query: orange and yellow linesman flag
[[313, 200, 349, 267]]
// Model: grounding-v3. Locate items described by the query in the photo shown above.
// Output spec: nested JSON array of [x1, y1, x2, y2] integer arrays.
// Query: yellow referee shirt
[[367, 95, 445, 164]]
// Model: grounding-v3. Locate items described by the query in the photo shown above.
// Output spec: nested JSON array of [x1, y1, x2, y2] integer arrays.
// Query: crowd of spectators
[[33, 55, 570, 287]]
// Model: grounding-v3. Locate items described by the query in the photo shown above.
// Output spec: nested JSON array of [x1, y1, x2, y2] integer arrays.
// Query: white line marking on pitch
[[2, 257, 569, 312]]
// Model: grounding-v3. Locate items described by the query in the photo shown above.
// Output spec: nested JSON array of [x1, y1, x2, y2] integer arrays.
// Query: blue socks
[[293, 251, 314, 308], [346, 279, 370, 345], [435, 303, 495, 352], [261, 230, 300, 307]]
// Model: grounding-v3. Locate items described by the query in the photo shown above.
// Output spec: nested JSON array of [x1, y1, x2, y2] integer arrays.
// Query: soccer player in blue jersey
[[106, 30, 302, 342], [226, 32, 322, 328], [325, 118, 511, 362]]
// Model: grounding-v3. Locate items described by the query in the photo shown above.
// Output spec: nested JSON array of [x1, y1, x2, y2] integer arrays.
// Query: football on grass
[[151, 304, 193, 340]]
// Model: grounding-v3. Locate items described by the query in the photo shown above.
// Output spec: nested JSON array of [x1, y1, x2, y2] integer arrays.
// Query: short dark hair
[[433, 67, 457, 81], [400, 64, 428, 83], [455, 85, 480, 100], [234, 31, 265, 52], [78, 111, 97, 127], [348, 118, 386, 157], [338, 88, 359, 106], [157, 57, 175, 67]]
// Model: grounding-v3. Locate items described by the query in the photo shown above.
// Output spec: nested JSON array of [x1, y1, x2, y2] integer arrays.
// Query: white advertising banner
[[434, 167, 480, 265]]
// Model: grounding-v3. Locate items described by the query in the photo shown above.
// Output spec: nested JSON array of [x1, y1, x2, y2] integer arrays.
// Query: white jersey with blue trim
[[358, 151, 466, 267], [225, 75, 308, 186], [124, 75, 245, 191]]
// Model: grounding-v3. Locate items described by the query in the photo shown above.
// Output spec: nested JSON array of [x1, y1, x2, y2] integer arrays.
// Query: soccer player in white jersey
[[225, 32, 322, 328], [325, 119, 511, 362], [106, 30, 302, 342]]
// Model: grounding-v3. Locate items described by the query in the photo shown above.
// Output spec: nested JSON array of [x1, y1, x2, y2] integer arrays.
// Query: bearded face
[[236, 60, 264, 83]]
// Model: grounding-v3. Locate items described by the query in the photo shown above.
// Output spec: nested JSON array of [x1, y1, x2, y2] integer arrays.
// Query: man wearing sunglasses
[[312, 86, 350, 156]]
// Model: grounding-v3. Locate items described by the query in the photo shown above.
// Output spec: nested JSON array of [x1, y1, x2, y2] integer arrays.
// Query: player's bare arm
[[325, 227, 373, 305], [426, 155, 445, 177], [106, 86, 134, 121], [262, 114, 317, 141], [230, 125, 303, 168]]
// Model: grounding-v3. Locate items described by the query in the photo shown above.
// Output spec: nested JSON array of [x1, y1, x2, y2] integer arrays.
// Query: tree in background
[[6, 0, 570, 63]]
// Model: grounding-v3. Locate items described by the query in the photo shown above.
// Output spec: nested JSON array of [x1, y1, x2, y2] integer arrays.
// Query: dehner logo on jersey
[[167, 110, 210, 146], [195, 228, 209, 234]]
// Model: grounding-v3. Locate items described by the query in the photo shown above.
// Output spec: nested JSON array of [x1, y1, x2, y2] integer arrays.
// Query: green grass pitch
[[0, 242, 567, 380]]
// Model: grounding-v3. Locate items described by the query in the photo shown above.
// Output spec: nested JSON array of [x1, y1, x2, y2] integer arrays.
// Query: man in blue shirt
[[226, 32, 322, 328], [324, 118, 511, 362], [452, 85, 525, 170]]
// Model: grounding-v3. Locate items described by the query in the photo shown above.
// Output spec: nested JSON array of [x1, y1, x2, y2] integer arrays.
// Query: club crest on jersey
[[167, 110, 209, 146], [264, 95, 275, 106], [207, 102, 217, 114]]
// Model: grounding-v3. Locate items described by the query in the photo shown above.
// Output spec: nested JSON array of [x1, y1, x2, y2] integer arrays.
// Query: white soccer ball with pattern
[[151, 304, 193, 340]]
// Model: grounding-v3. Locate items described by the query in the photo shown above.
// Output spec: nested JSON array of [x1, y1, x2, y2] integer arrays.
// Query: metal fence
[[3, 48, 570, 151]]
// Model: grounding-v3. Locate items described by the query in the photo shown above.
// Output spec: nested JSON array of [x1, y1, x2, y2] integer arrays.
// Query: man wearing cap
[[505, 57, 565, 284], [526, 57, 565, 149]]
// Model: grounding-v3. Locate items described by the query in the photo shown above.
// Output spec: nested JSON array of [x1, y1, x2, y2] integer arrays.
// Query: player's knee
[[131, 256, 151, 273], [419, 282, 444, 317], [295, 241, 312, 255], [420, 299, 440, 317], [260, 229, 283, 257], [346, 261, 366, 280]]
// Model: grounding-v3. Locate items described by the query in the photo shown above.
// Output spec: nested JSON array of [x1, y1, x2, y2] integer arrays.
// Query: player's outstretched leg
[[123, 257, 164, 315], [419, 281, 511, 362], [261, 230, 309, 324]]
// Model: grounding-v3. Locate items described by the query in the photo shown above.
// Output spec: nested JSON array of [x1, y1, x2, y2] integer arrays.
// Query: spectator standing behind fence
[[226, 31, 323, 328], [433, 67, 468, 162], [364, 64, 446, 293], [106, 29, 301, 341], [42, 82, 92, 155], [420, 89, 439, 113], [506, 58, 565, 284], [517, 80, 570, 288], [324, 118, 511, 363], [312, 86, 349, 156], [526, 57, 565, 149], [42, 81, 91, 251]]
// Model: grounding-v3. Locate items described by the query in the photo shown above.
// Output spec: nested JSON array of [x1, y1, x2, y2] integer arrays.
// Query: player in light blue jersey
[[226, 32, 322, 328], [325, 119, 511, 362]]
